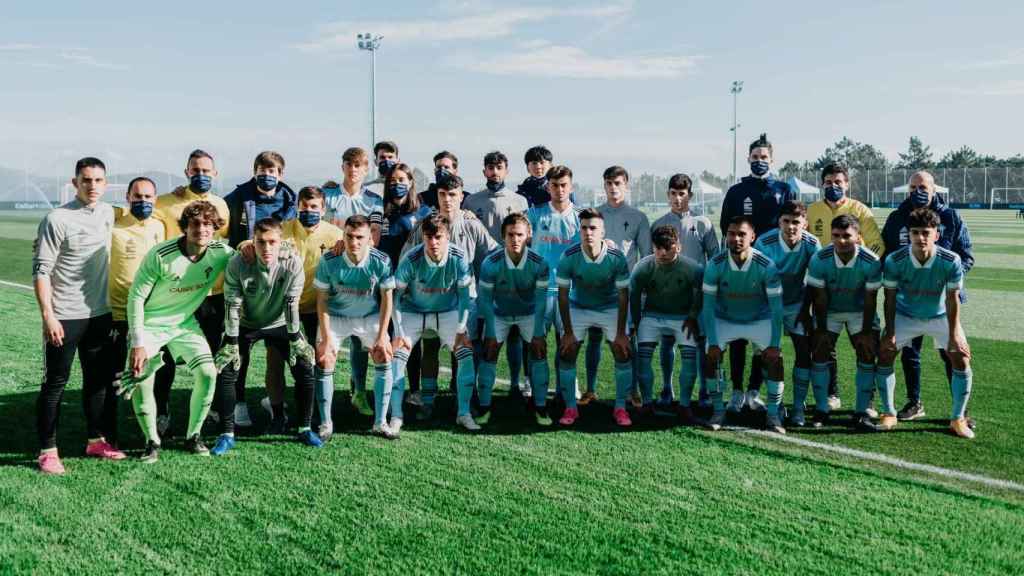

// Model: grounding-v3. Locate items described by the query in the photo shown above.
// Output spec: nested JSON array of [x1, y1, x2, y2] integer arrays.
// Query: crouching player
[[313, 215, 395, 440], [703, 216, 786, 433], [753, 201, 820, 426], [806, 215, 883, 430], [877, 208, 974, 439], [630, 225, 703, 424], [477, 213, 552, 426], [210, 218, 320, 454], [390, 214, 478, 432], [555, 209, 633, 427], [120, 201, 233, 461]]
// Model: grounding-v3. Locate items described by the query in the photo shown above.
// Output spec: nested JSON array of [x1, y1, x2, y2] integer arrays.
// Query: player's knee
[[612, 347, 630, 363], [196, 362, 218, 383], [948, 351, 969, 371]]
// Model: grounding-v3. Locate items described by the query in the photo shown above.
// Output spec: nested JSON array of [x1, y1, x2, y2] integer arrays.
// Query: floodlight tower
[[730, 80, 743, 183], [357, 33, 383, 149]]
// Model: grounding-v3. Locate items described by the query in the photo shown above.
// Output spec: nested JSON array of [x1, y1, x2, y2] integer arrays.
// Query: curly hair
[[178, 200, 224, 233]]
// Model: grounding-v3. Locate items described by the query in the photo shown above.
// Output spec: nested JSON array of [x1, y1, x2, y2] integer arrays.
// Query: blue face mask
[[378, 159, 397, 176], [824, 185, 845, 203], [190, 174, 212, 193], [255, 174, 278, 192], [435, 167, 450, 183], [389, 182, 409, 199], [130, 200, 153, 220], [910, 186, 931, 208], [298, 210, 321, 228], [750, 160, 770, 177], [486, 179, 504, 192]]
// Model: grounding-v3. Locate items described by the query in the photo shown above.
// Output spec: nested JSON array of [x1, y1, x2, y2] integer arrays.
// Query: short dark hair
[[484, 151, 508, 168], [433, 150, 458, 169], [298, 186, 323, 202], [546, 165, 573, 181], [500, 212, 531, 239], [831, 214, 861, 232], [373, 141, 399, 157], [651, 225, 679, 250], [779, 200, 807, 218], [75, 157, 106, 176], [126, 177, 156, 199], [820, 161, 849, 184], [749, 133, 772, 154], [254, 217, 282, 235], [603, 165, 629, 183], [907, 207, 940, 230], [524, 145, 553, 165], [345, 214, 370, 229], [187, 149, 214, 167], [178, 200, 224, 232], [578, 207, 603, 222], [728, 215, 755, 230], [668, 173, 692, 192], [437, 173, 464, 191], [421, 213, 450, 237]]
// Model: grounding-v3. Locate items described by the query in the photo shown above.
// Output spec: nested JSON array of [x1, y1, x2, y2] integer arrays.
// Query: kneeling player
[[555, 209, 633, 427], [477, 213, 552, 425], [702, 216, 786, 433], [877, 208, 974, 439], [631, 225, 703, 423], [211, 219, 320, 454], [314, 215, 395, 440], [390, 214, 478, 432], [120, 201, 233, 461], [806, 215, 883, 430]]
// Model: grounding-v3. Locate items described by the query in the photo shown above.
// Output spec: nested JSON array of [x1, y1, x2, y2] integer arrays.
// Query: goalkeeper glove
[[288, 333, 315, 367], [214, 342, 242, 373]]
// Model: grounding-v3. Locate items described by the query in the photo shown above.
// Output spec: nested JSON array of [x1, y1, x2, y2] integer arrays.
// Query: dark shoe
[[897, 401, 925, 421], [854, 415, 880, 433], [140, 441, 160, 464], [811, 410, 830, 429], [184, 435, 209, 455]]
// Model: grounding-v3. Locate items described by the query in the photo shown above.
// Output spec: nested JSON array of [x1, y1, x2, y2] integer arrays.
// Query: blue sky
[[3, 0, 1023, 189]]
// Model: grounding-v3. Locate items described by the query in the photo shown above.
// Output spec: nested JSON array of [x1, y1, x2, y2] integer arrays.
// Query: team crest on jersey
[[814, 219, 824, 236], [743, 197, 753, 215]]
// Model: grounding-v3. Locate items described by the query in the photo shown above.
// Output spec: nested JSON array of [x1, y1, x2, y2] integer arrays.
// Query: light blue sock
[[558, 360, 578, 409], [585, 331, 602, 393], [637, 344, 656, 405], [951, 368, 972, 419], [766, 379, 784, 418], [390, 349, 409, 420], [614, 360, 633, 409], [421, 377, 438, 408], [678, 346, 698, 407], [793, 367, 811, 412], [315, 368, 334, 426], [506, 339, 522, 390], [660, 335, 675, 401], [373, 363, 392, 425], [710, 367, 726, 413], [855, 362, 876, 414], [455, 348, 475, 417], [811, 362, 830, 413], [350, 338, 368, 393], [477, 360, 497, 409], [529, 358, 549, 408], [874, 364, 895, 416]]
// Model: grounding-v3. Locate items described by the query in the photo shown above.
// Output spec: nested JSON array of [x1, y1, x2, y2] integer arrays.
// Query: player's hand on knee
[[530, 336, 547, 359], [316, 339, 335, 368], [372, 337, 393, 363], [558, 331, 577, 358], [612, 334, 631, 360], [454, 332, 471, 351], [238, 240, 256, 263], [948, 333, 971, 360], [706, 345, 722, 365], [683, 318, 700, 340], [483, 338, 499, 361], [214, 342, 241, 373], [288, 335, 315, 367], [762, 346, 781, 364], [391, 336, 411, 352]]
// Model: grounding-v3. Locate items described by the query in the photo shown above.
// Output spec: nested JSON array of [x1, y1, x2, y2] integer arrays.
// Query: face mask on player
[[255, 174, 278, 192], [378, 158, 397, 176], [486, 179, 504, 192], [190, 174, 212, 193], [750, 160, 770, 177], [910, 186, 931, 208], [298, 210, 321, 228], [824, 185, 845, 203], [130, 200, 153, 220], [389, 182, 409, 200]]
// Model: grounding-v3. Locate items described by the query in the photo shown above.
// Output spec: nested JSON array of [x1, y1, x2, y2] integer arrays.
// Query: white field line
[[1, 281, 1019, 494]]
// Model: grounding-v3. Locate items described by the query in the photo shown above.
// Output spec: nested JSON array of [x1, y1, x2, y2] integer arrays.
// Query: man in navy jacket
[[224, 151, 297, 249]]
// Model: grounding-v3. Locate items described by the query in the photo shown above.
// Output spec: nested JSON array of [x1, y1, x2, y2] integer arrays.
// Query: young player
[[476, 213, 552, 425], [555, 209, 633, 427], [630, 225, 703, 424], [313, 215, 396, 439], [877, 208, 974, 439], [324, 147, 382, 227], [390, 214, 478, 432], [366, 141, 400, 196], [223, 151, 297, 248], [211, 219, 320, 454], [119, 201, 234, 461], [515, 146, 554, 207], [702, 216, 786, 433], [753, 201, 820, 426], [419, 150, 462, 211], [33, 157, 123, 474], [806, 215, 883, 430]]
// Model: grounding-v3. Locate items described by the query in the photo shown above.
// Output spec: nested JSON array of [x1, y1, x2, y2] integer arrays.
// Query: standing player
[[555, 209, 633, 427], [877, 208, 974, 439], [516, 146, 554, 207], [806, 215, 883, 430], [630, 225, 703, 424], [33, 157, 123, 474], [324, 147, 382, 227], [702, 216, 786, 433], [419, 151, 462, 211], [366, 141, 400, 196], [476, 213, 552, 425], [753, 201, 820, 426], [313, 215, 395, 439], [390, 214, 478, 432], [120, 201, 234, 461]]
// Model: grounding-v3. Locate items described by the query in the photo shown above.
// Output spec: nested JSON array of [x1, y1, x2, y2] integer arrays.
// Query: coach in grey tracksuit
[[464, 183, 528, 244], [598, 201, 651, 269]]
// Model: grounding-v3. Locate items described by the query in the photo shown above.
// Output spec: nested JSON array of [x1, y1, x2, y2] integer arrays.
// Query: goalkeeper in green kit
[[121, 201, 233, 461]]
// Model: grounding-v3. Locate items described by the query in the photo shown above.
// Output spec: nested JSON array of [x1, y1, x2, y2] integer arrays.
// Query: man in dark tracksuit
[[718, 134, 795, 413], [881, 171, 974, 423]]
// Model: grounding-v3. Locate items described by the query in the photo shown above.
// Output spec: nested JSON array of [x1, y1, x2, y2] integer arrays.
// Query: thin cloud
[[0, 44, 125, 70], [454, 43, 700, 79], [953, 80, 1024, 96], [951, 49, 1024, 70]]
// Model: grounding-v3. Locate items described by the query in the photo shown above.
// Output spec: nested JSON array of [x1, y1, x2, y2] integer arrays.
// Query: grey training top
[[596, 202, 652, 269], [32, 198, 114, 320], [463, 183, 529, 243], [651, 210, 719, 266], [223, 247, 304, 335]]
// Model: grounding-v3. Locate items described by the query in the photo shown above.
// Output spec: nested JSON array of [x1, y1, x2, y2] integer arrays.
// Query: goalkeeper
[[210, 218, 321, 454]]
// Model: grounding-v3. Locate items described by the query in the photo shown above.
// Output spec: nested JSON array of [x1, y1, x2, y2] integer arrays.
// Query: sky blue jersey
[[555, 243, 630, 311], [754, 229, 820, 307], [313, 248, 394, 318], [701, 249, 784, 347], [527, 203, 580, 295], [394, 243, 473, 315], [805, 244, 882, 314], [477, 247, 550, 339], [882, 245, 963, 319]]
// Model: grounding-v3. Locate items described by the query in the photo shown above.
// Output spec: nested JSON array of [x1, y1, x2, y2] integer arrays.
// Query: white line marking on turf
[[0, 280, 32, 291]]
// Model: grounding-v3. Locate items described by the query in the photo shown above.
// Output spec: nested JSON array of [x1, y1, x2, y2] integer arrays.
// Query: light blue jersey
[[882, 245, 963, 319], [805, 245, 882, 314], [555, 244, 630, 311], [313, 248, 394, 318], [324, 186, 384, 225], [477, 247, 549, 339], [754, 229, 820, 306], [527, 203, 580, 294], [394, 244, 473, 314], [702, 249, 782, 323]]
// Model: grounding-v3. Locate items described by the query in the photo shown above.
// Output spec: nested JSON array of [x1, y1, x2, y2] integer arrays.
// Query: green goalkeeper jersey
[[127, 237, 233, 348]]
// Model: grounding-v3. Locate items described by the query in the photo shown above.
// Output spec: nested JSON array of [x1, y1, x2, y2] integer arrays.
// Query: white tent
[[891, 183, 949, 194], [693, 177, 722, 215], [786, 176, 820, 202]]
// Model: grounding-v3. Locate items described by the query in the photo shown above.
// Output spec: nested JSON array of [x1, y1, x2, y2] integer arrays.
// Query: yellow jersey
[[154, 186, 231, 294], [807, 198, 884, 255], [109, 207, 166, 321], [282, 219, 345, 314]]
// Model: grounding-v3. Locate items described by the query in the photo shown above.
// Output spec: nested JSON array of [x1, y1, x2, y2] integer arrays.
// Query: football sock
[[678, 345, 698, 408], [455, 348, 475, 417], [793, 367, 810, 412], [477, 360, 497, 409], [811, 362, 830, 413], [558, 360, 578, 410], [855, 362, 876, 414], [529, 357, 549, 408], [373, 362, 392, 425], [185, 359, 217, 439], [585, 331, 601, 393], [315, 368, 334, 426], [390, 348, 410, 420], [506, 339, 522, 390], [614, 360, 633, 409], [637, 343, 656, 404], [951, 368, 972, 420], [660, 335, 676, 401], [875, 364, 896, 416], [766, 379, 784, 419]]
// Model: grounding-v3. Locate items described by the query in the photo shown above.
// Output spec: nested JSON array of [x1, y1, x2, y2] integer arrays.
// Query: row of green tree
[[780, 137, 1024, 174]]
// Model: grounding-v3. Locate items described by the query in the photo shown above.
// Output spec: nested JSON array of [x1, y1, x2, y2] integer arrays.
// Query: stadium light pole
[[730, 80, 743, 183], [357, 33, 383, 150]]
